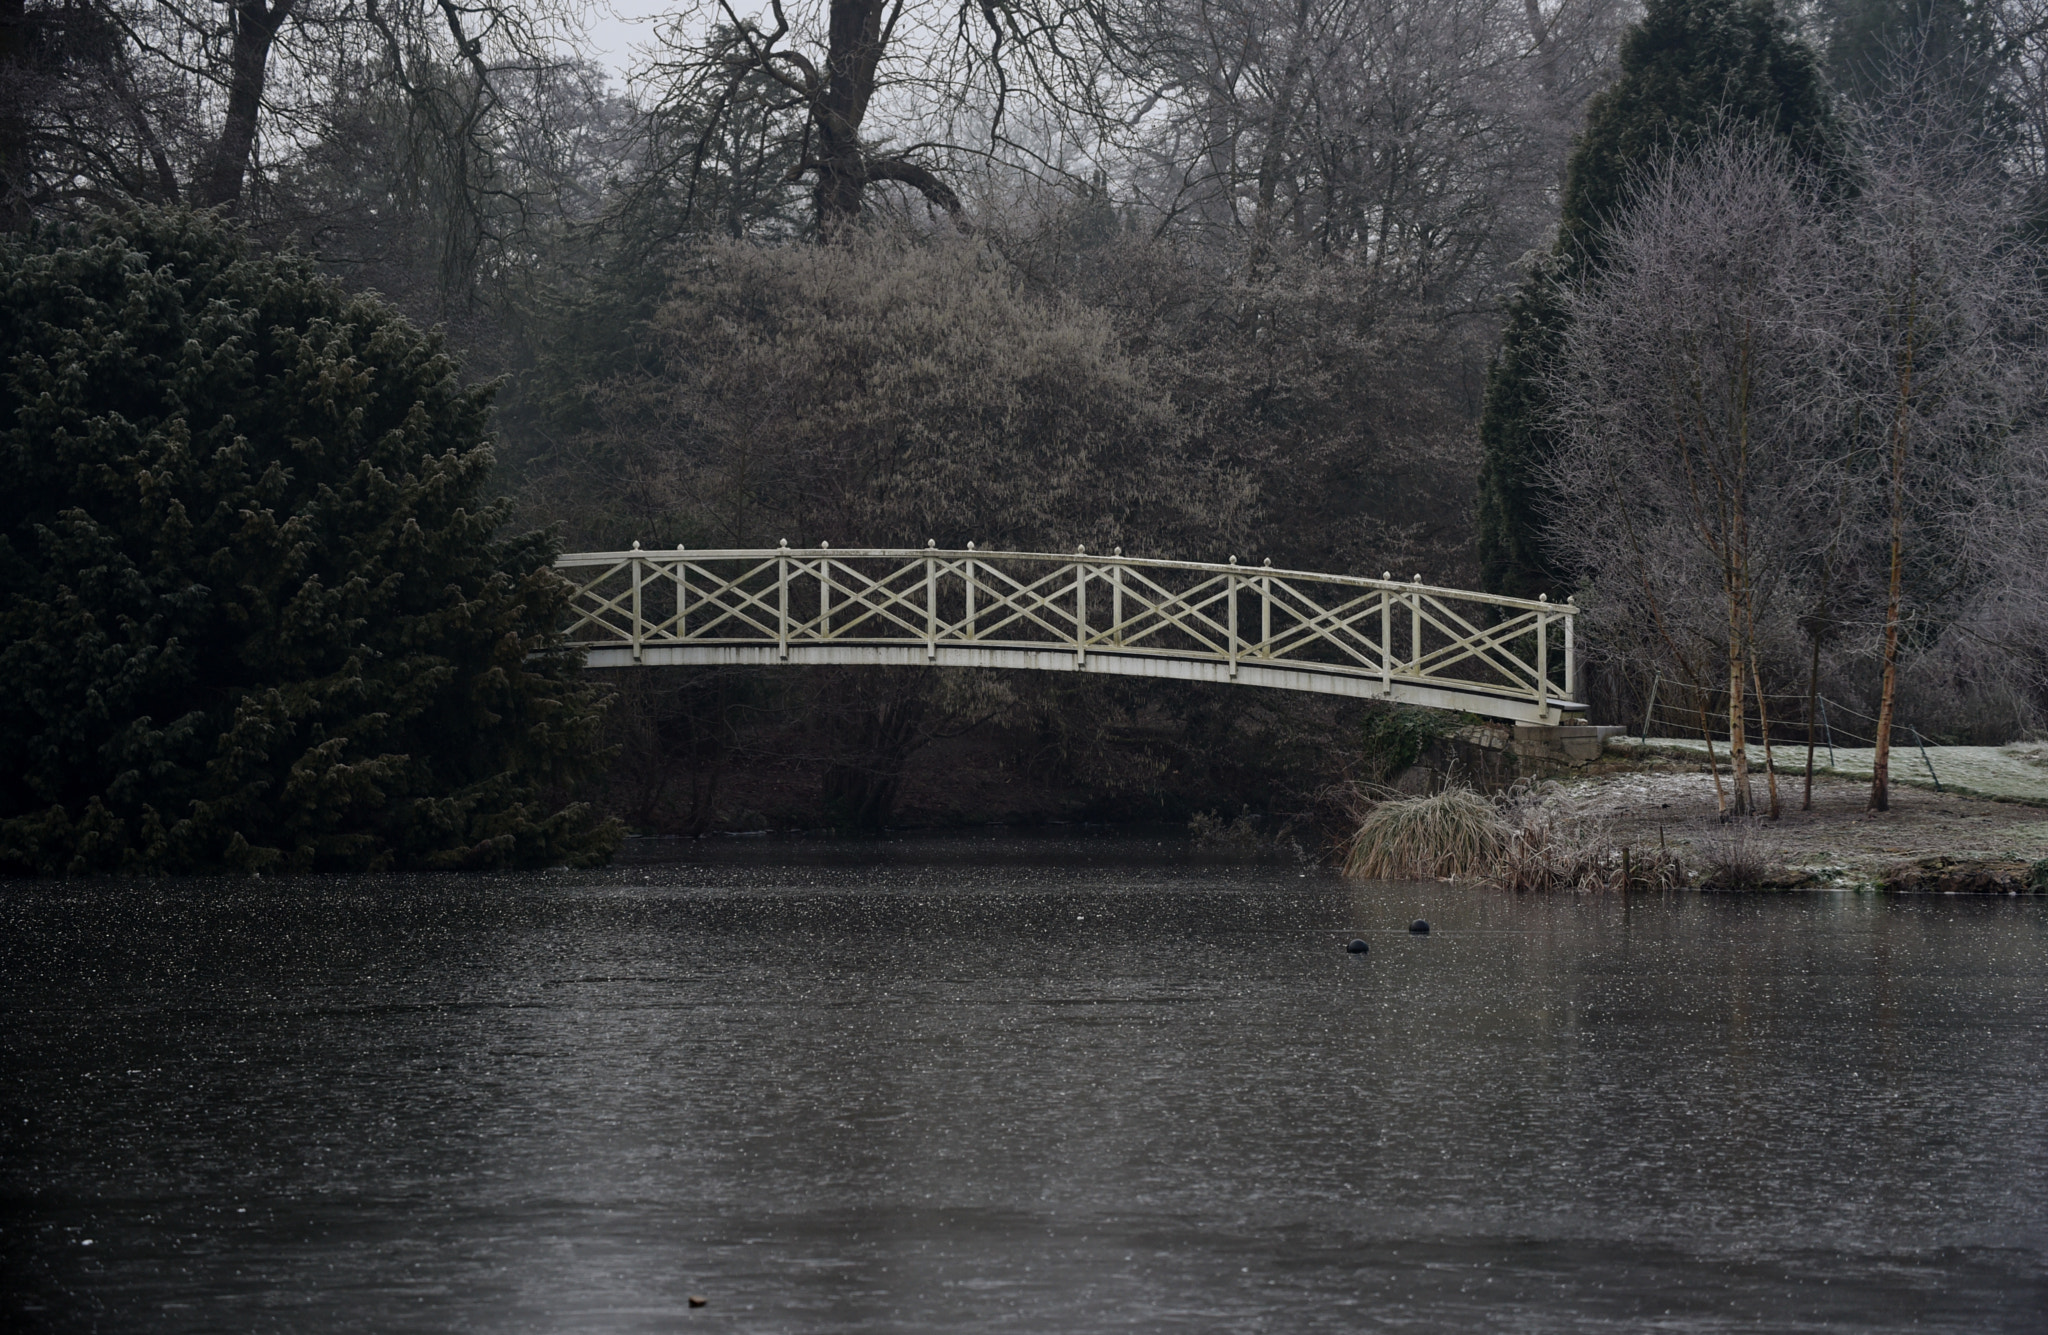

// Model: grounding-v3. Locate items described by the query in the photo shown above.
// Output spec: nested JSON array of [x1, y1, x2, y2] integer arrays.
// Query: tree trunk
[[1802, 627, 1821, 811], [1724, 549, 1751, 818], [1249, 0, 1312, 264], [812, 0, 890, 236], [0, 0, 28, 230], [1523, 0, 1561, 101], [1753, 659, 1780, 818], [198, 0, 294, 209], [1870, 311, 1917, 813], [1694, 683, 1728, 815], [1870, 477, 1905, 812]]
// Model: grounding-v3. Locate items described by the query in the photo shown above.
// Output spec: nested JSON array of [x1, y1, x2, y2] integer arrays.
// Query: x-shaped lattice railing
[[555, 546, 1583, 721]]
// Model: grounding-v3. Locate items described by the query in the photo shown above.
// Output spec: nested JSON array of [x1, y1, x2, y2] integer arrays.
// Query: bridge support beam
[[580, 643, 1580, 726]]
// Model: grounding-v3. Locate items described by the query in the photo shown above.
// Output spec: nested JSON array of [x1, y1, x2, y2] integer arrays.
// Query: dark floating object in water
[[1409, 919, 1430, 935], [1345, 938, 1370, 954], [688, 1295, 708, 1308]]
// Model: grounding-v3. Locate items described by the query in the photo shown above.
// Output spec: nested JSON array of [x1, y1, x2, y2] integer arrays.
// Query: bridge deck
[[557, 546, 1585, 725]]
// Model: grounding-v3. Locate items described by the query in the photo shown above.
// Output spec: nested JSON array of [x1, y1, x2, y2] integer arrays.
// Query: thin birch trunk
[[1753, 659, 1780, 818], [1695, 684, 1727, 814], [1803, 629, 1822, 811], [1870, 271, 1918, 814], [1726, 560, 1750, 818]]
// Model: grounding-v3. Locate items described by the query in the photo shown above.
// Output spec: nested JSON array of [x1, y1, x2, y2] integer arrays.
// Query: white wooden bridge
[[557, 545, 1585, 725]]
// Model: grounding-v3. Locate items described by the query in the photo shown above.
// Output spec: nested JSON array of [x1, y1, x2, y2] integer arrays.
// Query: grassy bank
[[1615, 738, 2048, 806]]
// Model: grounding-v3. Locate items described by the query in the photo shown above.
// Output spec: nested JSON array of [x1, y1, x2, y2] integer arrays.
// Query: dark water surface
[[4, 833, 2045, 1332]]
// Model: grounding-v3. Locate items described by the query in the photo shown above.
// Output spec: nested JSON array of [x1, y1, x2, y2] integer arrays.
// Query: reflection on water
[[3, 832, 2044, 1332]]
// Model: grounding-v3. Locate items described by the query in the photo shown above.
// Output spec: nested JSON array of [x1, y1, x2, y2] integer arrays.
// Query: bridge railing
[[555, 546, 1582, 723]]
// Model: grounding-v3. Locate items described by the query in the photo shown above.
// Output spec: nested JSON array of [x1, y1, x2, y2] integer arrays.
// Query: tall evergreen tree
[[0, 209, 620, 874], [1820, 0, 2005, 112], [1475, 0, 1837, 598]]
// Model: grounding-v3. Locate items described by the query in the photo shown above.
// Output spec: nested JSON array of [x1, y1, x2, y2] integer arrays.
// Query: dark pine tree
[[1475, 0, 1837, 598], [1820, 0, 2007, 114], [0, 209, 620, 874]]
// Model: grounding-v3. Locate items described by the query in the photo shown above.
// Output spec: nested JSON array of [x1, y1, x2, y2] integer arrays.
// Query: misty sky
[[587, 2, 675, 81]]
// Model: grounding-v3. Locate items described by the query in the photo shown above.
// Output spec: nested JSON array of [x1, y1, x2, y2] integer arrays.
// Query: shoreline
[[1520, 744, 2048, 891]]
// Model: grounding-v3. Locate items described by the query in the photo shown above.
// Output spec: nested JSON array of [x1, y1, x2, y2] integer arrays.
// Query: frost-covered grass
[[1621, 738, 2048, 806]]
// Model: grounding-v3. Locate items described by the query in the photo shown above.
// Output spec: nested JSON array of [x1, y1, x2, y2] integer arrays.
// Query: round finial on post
[[779, 539, 789, 549], [927, 538, 936, 549], [1383, 571, 1391, 580], [676, 543, 686, 551], [821, 540, 829, 549], [1413, 574, 1422, 583], [1229, 555, 1238, 565], [1539, 593, 1548, 603], [632, 540, 641, 550], [1114, 546, 1122, 557], [967, 541, 975, 551], [1262, 558, 1272, 568], [1077, 544, 1086, 555], [1567, 594, 1576, 605]]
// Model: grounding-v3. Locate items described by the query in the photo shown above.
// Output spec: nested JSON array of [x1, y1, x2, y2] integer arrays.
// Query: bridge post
[[1536, 597, 1550, 722], [1227, 566, 1238, 677], [1410, 577, 1422, 679], [1380, 577, 1392, 696], [1260, 564, 1271, 658], [630, 550, 643, 662], [1074, 558, 1086, 665], [777, 543, 789, 659], [926, 552, 937, 659], [1564, 596, 1576, 703], [1111, 562, 1122, 647], [965, 554, 975, 640]]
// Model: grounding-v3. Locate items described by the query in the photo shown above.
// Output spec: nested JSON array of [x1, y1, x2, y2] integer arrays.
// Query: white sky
[[584, 2, 679, 84]]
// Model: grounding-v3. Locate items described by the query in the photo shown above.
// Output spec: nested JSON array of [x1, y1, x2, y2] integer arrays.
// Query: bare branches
[[1836, 100, 2048, 803], [1547, 136, 1851, 816], [1548, 111, 2048, 810], [863, 152, 968, 216], [642, 0, 1146, 235], [6, 0, 590, 279]]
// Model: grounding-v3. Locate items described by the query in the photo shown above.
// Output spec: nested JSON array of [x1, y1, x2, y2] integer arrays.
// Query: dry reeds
[[1697, 819, 1768, 890], [1343, 787, 1508, 880], [1342, 785, 1686, 890], [1493, 817, 1687, 893]]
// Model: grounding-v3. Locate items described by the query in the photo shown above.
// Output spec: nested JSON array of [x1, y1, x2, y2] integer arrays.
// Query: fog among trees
[[4, 0, 2044, 831]]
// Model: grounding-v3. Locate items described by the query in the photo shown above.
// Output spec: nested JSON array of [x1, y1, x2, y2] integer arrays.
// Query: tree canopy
[[1476, 0, 1837, 599], [0, 208, 618, 874]]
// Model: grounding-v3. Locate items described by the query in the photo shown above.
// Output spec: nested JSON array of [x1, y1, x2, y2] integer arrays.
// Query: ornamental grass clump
[[1342, 787, 1508, 880]]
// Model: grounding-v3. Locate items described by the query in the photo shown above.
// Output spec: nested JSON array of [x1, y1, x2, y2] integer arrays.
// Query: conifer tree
[[1820, 0, 2005, 115], [0, 210, 620, 874], [1476, 0, 1836, 598]]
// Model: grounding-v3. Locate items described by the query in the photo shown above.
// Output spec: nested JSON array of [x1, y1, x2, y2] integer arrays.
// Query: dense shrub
[[0, 210, 619, 874]]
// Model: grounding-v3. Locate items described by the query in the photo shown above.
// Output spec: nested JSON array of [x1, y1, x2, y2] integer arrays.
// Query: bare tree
[[1127, 0, 1626, 280], [2, 0, 588, 238], [1546, 136, 1851, 818], [646, 0, 1146, 236], [1838, 105, 2048, 807]]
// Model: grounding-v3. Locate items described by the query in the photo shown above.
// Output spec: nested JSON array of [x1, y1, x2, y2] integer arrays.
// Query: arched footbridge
[[557, 546, 1586, 725]]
